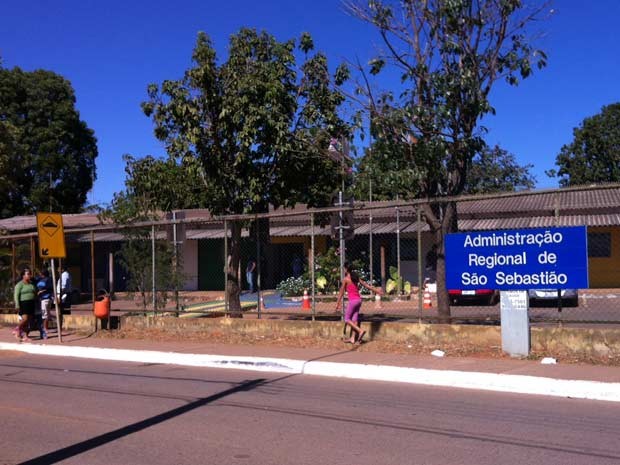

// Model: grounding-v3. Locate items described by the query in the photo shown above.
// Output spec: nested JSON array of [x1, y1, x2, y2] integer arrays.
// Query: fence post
[[310, 212, 316, 321], [30, 236, 35, 270], [256, 217, 261, 319], [396, 197, 401, 296], [11, 240, 15, 283], [224, 219, 229, 316], [91, 231, 96, 302], [380, 244, 386, 291], [369, 180, 374, 287], [91, 230, 96, 331], [109, 252, 114, 298], [417, 207, 423, 323], [151, 224, 156, 314], [173, 211, 179, 312], [554, 193, 563, 327], [339, 191, 345, 321]]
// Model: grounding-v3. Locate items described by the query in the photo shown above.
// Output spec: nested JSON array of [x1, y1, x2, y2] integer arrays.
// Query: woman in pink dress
[[335, 263, 383, 344]]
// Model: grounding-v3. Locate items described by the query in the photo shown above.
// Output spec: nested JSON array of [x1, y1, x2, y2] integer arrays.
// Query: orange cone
[[374, 293, 382, 309], [260, 296, 266, 312], [302, 289, 311, 310], [423, 286, 432, 309]]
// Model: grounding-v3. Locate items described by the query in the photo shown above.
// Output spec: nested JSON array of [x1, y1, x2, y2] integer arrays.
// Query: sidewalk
[[2, 327, 620, 403]]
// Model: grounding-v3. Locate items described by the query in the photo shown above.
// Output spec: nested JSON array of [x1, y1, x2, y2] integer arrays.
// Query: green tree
[[355, 143, 535, 199], [0, 120, 25, 216], [0, 67, 98, 217], [121, 154, 207, 212], [347, 0, 548, 320], [353, 140, 423, 201], [354, 143, 534, 199], [104, 156, 195, 312], [548, 103, 620, 187], [464, 145, 535, 194], [139, 29, 349, 313], [102, 189, 185, 313]]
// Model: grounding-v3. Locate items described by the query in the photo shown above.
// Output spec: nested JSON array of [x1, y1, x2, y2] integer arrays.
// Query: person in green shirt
[[14, 268, 36, 342]]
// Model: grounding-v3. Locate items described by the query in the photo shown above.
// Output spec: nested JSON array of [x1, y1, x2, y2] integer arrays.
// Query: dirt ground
[[92, 326, 620, 367]]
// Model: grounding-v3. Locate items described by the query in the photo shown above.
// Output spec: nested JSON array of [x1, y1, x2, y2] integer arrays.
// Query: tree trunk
[[423, 201, 458, 323], [226, 221, 242, 317]]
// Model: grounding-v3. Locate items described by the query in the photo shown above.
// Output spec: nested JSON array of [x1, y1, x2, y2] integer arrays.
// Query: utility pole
[[369, 176, 373, 286], [327, 136, 355, 320]]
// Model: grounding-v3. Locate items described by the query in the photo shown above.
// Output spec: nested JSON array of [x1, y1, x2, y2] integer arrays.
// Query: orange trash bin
[[94, 291, 111, 319]]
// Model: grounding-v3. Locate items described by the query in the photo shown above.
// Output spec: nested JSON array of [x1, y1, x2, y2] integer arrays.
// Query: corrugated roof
[[459, 214, 620, 230], [74, 231, 168, 242], [3, 187, 620, 236], [185, 225, 332, 239], [459, 192, 553, 215], [270, 226, 330, 237], [75, 232, 125, 242], [185, 229, 250, 240], [354, 220, 427, 234], [458, 188, 620, 217], [0, 213, 112, 233]]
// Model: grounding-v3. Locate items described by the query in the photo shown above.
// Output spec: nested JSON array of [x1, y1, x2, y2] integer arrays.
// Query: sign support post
[[500, 290, 530, 356], [50, 258, 62, 343]]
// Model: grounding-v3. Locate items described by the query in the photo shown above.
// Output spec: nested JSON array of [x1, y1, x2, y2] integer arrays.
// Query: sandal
[[355, 331, 366, 345]]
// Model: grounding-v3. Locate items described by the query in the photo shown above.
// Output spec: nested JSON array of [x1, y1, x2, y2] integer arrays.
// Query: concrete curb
[[2, 342, 620, 403]]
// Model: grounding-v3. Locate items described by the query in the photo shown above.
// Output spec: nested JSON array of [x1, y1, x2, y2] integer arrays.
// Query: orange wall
[[588, 227, 620, 288]]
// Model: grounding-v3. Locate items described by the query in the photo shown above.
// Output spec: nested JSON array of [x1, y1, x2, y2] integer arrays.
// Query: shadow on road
[[18, 377, 266, 465]]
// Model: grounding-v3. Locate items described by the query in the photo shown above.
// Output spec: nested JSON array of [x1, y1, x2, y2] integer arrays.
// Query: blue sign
[[445, 226, 589, 290]]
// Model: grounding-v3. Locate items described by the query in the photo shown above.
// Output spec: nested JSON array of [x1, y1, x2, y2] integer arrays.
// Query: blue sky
[[1, 0, 619, 206]]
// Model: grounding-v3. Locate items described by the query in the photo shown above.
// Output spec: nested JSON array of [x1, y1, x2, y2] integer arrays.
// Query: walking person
[[14, 268, 37, 342], [245, 259, 256, 293], [57, 265, 72, 313], [335, 263, 383, 344], [37, 268, 53, 339], [29, 269, 44, 339]]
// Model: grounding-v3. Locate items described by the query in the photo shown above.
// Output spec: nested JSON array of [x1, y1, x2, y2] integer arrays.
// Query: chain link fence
[[2, 185, 620, 325]]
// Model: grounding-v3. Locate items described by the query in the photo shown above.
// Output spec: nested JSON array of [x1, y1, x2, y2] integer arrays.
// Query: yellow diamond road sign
[[36, 212, 66, 258]]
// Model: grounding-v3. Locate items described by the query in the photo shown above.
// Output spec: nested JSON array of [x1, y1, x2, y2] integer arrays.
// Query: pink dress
[[345, 281, 362, 323]]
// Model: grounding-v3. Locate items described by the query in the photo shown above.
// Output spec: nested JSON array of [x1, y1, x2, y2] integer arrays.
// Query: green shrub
[[385, 266, 411, 295], [311, 247, 377, 294], [276, 275, 311, 297]]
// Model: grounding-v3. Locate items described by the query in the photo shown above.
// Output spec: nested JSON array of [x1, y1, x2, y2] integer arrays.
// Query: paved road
[[2, 352, 620, 465]]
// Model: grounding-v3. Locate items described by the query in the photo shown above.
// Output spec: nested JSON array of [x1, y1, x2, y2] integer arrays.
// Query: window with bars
[[588, 232, 611, 258]]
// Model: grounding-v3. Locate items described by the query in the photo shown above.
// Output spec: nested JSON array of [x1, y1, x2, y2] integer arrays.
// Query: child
[[335, 263, 383, 344], [37, 269, 53, 339]]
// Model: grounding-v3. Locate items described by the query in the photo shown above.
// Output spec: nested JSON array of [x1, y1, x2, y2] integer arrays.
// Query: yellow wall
[[588, 227, 620, 288]]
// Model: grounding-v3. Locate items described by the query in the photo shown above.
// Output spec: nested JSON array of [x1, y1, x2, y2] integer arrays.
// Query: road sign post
[[36, 213, 66, 259], [36, 213, 66, 343]]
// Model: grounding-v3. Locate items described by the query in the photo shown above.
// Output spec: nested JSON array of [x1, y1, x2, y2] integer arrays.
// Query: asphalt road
[[1, 352, 620, 465]]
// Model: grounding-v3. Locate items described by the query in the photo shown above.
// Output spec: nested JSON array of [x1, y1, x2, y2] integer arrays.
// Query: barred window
[[588, 232, 611, 258]]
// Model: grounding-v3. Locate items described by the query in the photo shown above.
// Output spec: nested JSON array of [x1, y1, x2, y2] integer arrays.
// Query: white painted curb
[[3, 342, 620, 403], [0, 342, 304, 374]]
